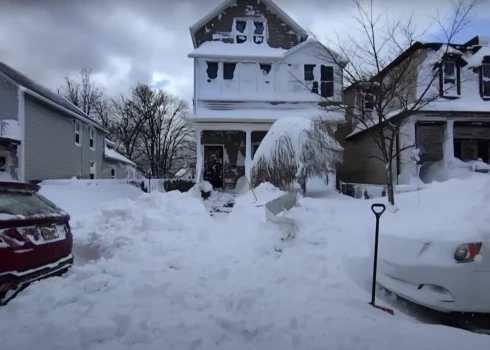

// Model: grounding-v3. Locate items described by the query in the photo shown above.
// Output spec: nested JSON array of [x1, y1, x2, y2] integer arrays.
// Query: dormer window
[[481, 63, 490, 98], [440, 60, 460, 97], [233, 18, 266, 45]]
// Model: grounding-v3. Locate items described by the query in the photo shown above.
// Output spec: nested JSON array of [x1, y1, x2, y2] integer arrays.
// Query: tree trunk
[[385, 161, 395, 206]]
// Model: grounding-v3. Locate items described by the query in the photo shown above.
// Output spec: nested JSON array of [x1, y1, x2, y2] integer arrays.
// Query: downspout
[[17, 87, 26, 182]]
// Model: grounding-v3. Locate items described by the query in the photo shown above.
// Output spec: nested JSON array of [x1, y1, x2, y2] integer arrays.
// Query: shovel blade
[[370, 302, 394, 315]]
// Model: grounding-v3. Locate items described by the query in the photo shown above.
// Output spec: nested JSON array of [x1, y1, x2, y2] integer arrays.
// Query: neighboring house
[[102, 138, 138, 179], [338, 36, 490, 186], [187, 0, 346, 190], [0, 61, 110, 182]]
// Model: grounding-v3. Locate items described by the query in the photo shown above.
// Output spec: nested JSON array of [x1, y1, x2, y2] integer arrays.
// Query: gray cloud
[[0, 0, 488, 103]]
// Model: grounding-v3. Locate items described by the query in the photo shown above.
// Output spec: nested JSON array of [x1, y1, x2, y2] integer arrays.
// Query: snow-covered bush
[[251, 117, 342, 192]]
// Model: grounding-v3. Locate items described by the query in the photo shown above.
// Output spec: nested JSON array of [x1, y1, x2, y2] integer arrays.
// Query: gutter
[[18, 86, 109, 134], [17, 88, 25, 182]]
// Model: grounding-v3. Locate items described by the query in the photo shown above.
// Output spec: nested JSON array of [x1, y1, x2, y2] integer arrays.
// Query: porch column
[[444, 120, 455, 170], [195, 129, 202, 185], [245, 130, 252, 180]]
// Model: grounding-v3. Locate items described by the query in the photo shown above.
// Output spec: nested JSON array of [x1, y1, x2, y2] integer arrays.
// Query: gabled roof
[[0, 61, 106, 131], [282, 37, 348, 65], [189, 0, 308, 48]]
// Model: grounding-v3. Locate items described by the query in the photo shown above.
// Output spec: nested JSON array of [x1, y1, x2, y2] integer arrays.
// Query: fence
[[339, 181, 421, 199], [40, 178, 195, 193]]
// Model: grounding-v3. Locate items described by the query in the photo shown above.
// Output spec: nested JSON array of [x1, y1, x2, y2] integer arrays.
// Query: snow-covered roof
[[188, 0, 308, 48], [0, 119, 21, 143], [188, 38, 342, 62], [105, 138, 116, 147], [188, 41, 287, 60], [0, 61, 106, 132], [104, 146, 136, 167]]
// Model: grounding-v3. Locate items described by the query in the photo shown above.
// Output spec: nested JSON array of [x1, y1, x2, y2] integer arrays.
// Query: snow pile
[[188, 41, 286, 59], [1, 178, 489, 349], [0, 119, 21, 141]]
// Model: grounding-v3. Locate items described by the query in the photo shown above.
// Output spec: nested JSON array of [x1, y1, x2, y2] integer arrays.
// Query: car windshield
[[0, 188, 64, 218]]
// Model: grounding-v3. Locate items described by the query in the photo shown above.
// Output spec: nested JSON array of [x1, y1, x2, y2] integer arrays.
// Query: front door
[[203, 145, 224, 189]]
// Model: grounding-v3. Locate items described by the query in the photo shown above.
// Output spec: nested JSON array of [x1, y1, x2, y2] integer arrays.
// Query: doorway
[[203, 145, 224, 189]]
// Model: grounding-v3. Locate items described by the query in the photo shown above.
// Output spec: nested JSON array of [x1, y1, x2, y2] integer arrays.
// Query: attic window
[[223, 63, 236, 80], [320, 65, 334, 98], [260, 64, 271, 75], [253, 21, 265, 44], [234, 20, 247, 44], [440, 60, 460, 97], [481, 63, 490, 98], [206, 62, 218, 80], [304, 65, 315, 81]]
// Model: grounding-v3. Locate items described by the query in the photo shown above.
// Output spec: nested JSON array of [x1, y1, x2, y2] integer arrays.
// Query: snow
[[199, 180, 213, 192], [188, 41, 287, 59], [0, 119, 21, 141], [104, 146, 136, 167], [1, 178, 489, 349]]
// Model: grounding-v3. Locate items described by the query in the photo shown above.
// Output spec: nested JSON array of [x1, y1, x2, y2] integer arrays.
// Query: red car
[[0, 181, 73, 305]]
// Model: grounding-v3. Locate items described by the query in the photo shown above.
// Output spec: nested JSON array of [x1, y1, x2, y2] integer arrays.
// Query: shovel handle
[[371, 203, 386, 218]]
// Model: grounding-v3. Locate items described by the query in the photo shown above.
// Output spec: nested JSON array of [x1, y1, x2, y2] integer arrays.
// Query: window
[[110, 167, 116, 179], [304, 64, 315, 81], [89, 128, 95, 150], [233, 18, 266, 45], [223, 63, 236, 80], [320, 65, 334, 98], [234, 19, 247, 43], [89, 161, 96, 179], [253, 21, 265, 44], [260, 64, 271, 75], [75, 122, 81, 146], [481, 63, 490, 98], [363, 93, 374, 111], [440, 60, 460, 96], [206, 62, 218, 80]]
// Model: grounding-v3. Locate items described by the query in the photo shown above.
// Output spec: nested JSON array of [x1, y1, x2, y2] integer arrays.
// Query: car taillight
[[454, 242, 482, 263]]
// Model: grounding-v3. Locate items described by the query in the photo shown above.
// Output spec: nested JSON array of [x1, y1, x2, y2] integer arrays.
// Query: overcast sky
[[1, 0, 489, 103]]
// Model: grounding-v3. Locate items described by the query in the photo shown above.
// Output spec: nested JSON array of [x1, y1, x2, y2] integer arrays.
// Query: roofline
[[0, 70, 20, 88], [188, 0, 308, 49], [187, 52, 284, 60], [19, 86, 108, 133], [283, 39, 348, 64], [104, 154, 136, 167], [344, 41, 445, 92]]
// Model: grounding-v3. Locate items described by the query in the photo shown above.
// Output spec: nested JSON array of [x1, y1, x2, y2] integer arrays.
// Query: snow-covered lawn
[[1, 178, 488, 349]]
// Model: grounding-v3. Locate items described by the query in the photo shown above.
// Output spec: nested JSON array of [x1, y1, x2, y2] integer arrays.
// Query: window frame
[[233, 18, 267, 45], [481, 63, 490, 98], [89, 127, 95, 150], [439, 60, 461, 97], [75, 121, 82, 146], [89, 161, 96, 180], [320, 65, 334, 98]]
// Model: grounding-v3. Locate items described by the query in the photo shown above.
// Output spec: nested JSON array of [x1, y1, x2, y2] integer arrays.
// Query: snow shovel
[[369, 203, 394, 315]]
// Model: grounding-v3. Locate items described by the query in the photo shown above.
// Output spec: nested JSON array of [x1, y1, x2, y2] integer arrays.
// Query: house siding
[[0, 75, 18, 121], [101, 158, 129, 179], [24, 96, 104, 181], [339, 128, 398, 185], [194, 0, 303, 49]]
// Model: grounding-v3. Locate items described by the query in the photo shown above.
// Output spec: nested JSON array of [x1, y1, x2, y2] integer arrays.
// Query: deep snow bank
[[1, 181, 489, 349]]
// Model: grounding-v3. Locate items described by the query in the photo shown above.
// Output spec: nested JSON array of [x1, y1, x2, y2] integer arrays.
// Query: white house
[[187, 0, 346, 190]]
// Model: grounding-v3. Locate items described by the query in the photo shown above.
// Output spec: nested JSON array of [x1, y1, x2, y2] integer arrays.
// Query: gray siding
[[0, 75, 18, 121], [101, 158, 129, 179], [24, 96, 104, 181]]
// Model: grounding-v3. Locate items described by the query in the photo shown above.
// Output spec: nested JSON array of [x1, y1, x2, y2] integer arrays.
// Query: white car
[[377, 237, 490, 314]]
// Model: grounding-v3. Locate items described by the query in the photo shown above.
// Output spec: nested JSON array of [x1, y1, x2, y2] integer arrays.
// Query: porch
[[194, 122, 271, 190], [399, 117, 490, 184]]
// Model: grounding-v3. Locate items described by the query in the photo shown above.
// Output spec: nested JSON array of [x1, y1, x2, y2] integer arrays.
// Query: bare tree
[[111, 84, 194, 177], [309, 0, 480, 205], [132, 85, 194, 177], [58, 68, 103, 117]]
